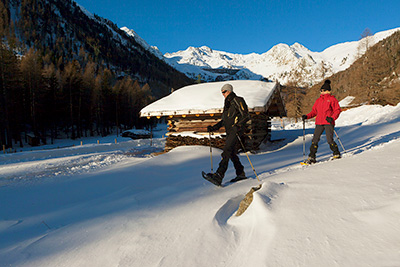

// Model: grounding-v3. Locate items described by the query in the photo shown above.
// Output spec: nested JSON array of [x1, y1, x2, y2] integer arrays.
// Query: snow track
[[0, 152, 130, 184], [0, 139, 164, 186]]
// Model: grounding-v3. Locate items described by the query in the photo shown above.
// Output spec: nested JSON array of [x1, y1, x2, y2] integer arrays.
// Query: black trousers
[[309, 124, 340, 158], [216, 132, 244, 178]]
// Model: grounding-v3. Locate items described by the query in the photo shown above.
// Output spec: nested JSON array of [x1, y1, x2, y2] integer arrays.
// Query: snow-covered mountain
[[120, 27, 164, 59], [162, 28, 400, 85], [4, 0, 191, 98]]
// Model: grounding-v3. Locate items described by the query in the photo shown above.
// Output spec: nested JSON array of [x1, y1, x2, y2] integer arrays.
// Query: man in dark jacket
[[302, 80, 341, 164], [204, 84, 249, 185]]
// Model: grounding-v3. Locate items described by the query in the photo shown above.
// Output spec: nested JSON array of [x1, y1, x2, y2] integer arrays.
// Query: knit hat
[[321, 80, 331, 91], [221, 84, 233, 93]]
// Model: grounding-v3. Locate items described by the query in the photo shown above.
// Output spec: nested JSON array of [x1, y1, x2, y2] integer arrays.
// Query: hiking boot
[[230, 172, 247, 183], [309, 142, 318, 159], [332, 154, 341, 159], [329, 142, 340, 155]]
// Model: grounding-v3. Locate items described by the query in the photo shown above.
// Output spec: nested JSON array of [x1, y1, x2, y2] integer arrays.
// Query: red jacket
[[307, 94, 341, 125]]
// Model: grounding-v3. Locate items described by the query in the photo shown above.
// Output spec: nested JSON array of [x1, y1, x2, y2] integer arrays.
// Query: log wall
[[165, 113, 271, 152]]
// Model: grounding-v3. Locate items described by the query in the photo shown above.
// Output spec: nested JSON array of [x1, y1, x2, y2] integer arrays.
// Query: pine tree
[[20, 48, 43, 139], [357, 28, 373, 59], [0, 42, 20, 148], [61, 60, 82, 139], [82, 60, 96, 136], [99, 68, 113, 136], [0, 1, 9, 38], [42, 63, 60, 143]]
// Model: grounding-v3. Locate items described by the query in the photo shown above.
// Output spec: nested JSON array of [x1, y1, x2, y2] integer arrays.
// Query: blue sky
[[75, 0, 400, 54]]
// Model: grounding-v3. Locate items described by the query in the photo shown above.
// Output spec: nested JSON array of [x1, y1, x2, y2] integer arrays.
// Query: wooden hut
[[140, 80, 286, 151]]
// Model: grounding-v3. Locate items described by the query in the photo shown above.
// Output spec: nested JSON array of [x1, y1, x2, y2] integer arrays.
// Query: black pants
[[309, 124, 340, 158], [216, 132, 244, 178]]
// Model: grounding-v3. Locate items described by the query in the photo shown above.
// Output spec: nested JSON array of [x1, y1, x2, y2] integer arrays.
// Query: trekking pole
[[333, 129, 346, 154], [303, 120, 306, 162], [236, 133, 260, 182], [330, 121, 346, 154], [209, 131, 213, 173]]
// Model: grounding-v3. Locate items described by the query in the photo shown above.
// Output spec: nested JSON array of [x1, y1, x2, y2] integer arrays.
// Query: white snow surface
[[339, 96, 356, 108], [1, 103, 400, 266], [140, 80, 277, 116]]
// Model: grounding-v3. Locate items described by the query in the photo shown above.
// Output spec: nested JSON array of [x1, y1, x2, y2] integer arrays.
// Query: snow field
[[0, 103, 400, 266]]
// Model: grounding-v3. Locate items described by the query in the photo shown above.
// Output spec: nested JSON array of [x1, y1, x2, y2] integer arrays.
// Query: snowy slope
[[121, 27, 164, 59], [1, 103, 400, 266], [163, 28, 400, 85]]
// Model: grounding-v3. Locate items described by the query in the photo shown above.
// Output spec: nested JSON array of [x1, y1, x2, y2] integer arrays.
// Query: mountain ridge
[[155, 27, 400, 85], [3, 0, 192, 97]]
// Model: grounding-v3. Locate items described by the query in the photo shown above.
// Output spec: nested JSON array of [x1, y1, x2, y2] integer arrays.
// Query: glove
[[207, 125, 214, 132], [302, 115, 308, 121], [326, 117, 334, 124]]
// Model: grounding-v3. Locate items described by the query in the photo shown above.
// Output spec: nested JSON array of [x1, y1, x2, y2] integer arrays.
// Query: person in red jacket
[[302, 80, 341, 164]]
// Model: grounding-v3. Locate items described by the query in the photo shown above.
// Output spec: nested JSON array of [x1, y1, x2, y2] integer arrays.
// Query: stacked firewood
[[165, 135, 226, 152], [245, 114, 272, 150], [168, 117, 225, 133], [165, 113, 272, 152]]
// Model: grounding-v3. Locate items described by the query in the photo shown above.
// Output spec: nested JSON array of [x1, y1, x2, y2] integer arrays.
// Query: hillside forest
[[0, 0, 191, 149], [302, 31, 400, 113], [0, 43, 157, 148]]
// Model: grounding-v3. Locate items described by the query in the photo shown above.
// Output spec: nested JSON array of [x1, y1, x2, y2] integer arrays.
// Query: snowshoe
[[229, 173, 247, 183], [202, 171, 222, 186], [301, 157, 317, 166]]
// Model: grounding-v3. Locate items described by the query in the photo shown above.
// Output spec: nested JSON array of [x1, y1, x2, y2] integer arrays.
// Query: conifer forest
[[0, 0, 192, 149]]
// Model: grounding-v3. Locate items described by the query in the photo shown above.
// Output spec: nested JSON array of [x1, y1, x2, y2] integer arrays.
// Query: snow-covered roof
[[140, 80, 279, 117]]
